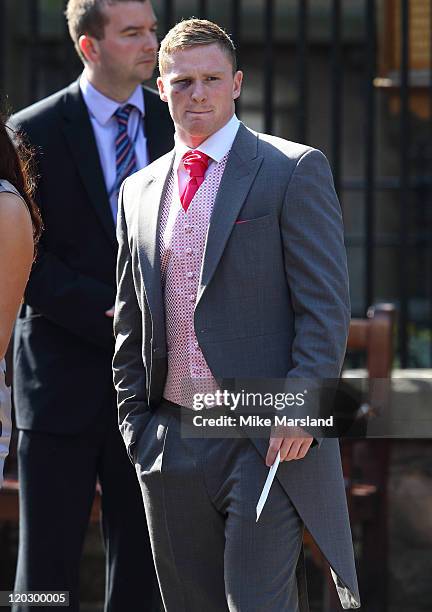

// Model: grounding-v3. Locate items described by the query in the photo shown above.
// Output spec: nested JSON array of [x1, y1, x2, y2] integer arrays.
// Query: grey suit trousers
[[134, 401, 308, 612]]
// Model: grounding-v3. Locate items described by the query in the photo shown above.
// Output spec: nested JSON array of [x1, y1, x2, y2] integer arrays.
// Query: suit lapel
[[196, 125, 263, 305], [136, 124, 262, 337], [137, 151, 175, 342], [61, 81, 116, 247]]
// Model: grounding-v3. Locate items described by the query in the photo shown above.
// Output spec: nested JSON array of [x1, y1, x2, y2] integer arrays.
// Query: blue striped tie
[[113, 104, 138, 195]]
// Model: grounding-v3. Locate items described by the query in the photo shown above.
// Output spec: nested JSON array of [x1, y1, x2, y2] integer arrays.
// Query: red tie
[[180, 150, 211, 211]]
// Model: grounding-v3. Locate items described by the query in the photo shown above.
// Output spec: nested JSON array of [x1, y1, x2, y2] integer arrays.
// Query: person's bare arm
[[0, 192, 34, 359]]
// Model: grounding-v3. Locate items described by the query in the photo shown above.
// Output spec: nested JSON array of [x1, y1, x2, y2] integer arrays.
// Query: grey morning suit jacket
[[113, 123, 361, 609]]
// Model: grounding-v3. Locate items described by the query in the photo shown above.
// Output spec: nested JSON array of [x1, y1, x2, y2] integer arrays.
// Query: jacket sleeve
[[112, 181, 151, 462], [280, 149, 351, 444], [24, 242, 115, 349]]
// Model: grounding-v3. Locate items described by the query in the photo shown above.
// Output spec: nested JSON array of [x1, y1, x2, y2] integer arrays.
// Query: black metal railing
[[365, 0, 376, 314], [297, 0, 309, 144], [399, 0, 410, 367]]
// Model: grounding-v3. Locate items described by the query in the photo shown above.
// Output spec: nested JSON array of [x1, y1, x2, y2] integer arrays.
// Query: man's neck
[[83, 68, 138, 104], [176, 115, 235, 150], [175, 130, 210, 149]]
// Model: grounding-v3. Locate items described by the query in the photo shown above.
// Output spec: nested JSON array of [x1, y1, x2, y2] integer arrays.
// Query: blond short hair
[[159, 18, 237, 75]]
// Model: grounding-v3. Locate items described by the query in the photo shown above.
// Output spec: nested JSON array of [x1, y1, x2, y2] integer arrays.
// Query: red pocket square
[[235, 219, 249, 224]]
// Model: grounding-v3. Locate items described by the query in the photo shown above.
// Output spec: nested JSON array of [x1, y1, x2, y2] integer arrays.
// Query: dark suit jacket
[[11, 79, 174, 434]]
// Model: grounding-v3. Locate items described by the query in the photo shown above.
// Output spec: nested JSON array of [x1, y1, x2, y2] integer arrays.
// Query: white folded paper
[[256, 450, 281, 522]]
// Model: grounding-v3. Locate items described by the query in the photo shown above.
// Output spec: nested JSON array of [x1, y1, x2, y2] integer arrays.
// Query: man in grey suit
[[113, 18, 361, 612]]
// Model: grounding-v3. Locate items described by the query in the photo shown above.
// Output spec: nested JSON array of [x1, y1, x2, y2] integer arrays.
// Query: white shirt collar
[[174, 114, 240, 169], [79, 71, 145, 126]]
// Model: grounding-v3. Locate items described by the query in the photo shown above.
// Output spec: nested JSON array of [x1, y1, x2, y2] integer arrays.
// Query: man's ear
[[157, 76, 168, 103], [79, 34, 99, 64], [232, 70, 243, 101]]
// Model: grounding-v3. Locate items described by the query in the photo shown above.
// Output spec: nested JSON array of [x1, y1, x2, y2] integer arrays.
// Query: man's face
[[157, 43, 243, 146], [92, 1, 158, 87]]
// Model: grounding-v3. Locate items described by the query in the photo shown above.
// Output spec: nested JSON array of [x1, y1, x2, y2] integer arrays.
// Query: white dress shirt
[[174, 114, 240, 198], [79, 72, 149, 222]]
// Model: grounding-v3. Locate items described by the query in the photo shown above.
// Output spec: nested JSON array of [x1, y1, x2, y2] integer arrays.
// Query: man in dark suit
[[113, 18, 360, 611], [11, 1, 173, 610]]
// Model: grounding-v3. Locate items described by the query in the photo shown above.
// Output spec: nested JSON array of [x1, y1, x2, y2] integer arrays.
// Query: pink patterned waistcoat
[[159, 153, 229, 408]]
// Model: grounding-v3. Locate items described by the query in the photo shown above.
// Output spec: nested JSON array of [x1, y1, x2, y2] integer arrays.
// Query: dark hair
[[65, 0, 147, 61], [159, 18, 237, 75], [0, 114, 42, 247]]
